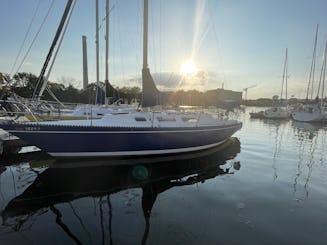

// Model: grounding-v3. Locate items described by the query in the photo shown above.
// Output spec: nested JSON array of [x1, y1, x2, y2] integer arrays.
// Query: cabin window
[[97, 113, 104, 116], [157, 116, 176, 122], [135, 117, 147, 121]]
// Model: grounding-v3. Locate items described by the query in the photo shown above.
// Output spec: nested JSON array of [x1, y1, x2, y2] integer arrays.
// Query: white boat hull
[[291, 111, 327, 122], [263, 107, 290, 119]]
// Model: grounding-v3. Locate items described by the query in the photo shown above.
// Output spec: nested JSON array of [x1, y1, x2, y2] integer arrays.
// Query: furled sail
[[142, 67, 161, 107]]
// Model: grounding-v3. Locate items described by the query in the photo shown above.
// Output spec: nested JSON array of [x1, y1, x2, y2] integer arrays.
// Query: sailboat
[[0, 0, 242, 158], [291, 35, 327, 123], [263, 48, 290, 119]]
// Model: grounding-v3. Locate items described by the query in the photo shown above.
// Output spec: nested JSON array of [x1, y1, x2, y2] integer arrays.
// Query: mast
[[105, 0, 110, 104], [285, 48, 288, 101], [306, 24, 318, 101], [95, 0, 100, 104], [143, 0, 149, 70], [32, 0, 74, 100], [321, 41, 327, 108], [82, 36, 89, 90]]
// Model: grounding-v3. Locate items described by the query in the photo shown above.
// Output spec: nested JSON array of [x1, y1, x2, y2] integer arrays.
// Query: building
[[204, 88, 242, 108]]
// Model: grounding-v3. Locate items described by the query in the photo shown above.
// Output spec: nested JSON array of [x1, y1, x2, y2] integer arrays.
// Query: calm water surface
[[0, 107, 326, 245]]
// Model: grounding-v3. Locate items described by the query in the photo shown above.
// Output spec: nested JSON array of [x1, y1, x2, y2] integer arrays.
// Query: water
[[0, 107, 327, 245]]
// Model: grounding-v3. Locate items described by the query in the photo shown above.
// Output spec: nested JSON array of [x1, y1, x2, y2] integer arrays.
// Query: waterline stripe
[[9, 125, 240, 134], [49, 141, 226, 157]]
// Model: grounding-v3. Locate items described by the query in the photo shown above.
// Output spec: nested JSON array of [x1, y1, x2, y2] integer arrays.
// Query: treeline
[[242, 98, 276, 107], [242, 97, 327, 107], [1, 73, 236, 107], [4, 72, 306, 107], [1, 73, 141, 104]]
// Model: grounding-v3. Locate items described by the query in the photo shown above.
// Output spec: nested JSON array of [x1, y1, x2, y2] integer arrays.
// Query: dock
[[0, 129, 31, 157]]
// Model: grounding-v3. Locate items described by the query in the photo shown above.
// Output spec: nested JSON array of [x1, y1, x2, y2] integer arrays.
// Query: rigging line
[[38, 0, 77, 100], [10, 0, 42, 76], [192, 0, 209, 60], [116, 4, 125, 84], [208, 2, 226, 84], [149, 1, 157, 72], [193, 17, 211, 59], [45, 86, 65, 107], [134, 0, 142, 86], [98, 4, 116, 32], [14, 0, 55, 77]]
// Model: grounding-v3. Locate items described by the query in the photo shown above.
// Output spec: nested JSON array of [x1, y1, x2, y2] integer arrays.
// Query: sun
[[180, 59, 197, 76]]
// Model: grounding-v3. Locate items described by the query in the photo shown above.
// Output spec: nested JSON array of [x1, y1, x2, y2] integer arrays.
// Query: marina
[[0, 107, 327, 244], [1, 0, 327, 244]]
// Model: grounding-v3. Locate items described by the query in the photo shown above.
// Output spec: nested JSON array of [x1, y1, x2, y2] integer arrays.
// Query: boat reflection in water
[[292, 121, 327, 138], [1, 137, 240, 245], [291, 121, 327, 197]]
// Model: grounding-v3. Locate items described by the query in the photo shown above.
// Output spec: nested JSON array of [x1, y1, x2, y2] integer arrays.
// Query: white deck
[[29, 111, 239, 128]]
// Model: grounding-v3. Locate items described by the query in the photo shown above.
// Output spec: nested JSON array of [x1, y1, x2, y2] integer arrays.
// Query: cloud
[[152, 71, 211, 91], [123, 70, 221, 92], [23, 62, 33, 66]]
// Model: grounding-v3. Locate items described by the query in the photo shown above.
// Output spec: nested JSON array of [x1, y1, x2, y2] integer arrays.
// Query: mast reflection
[[292, 121, 327, 198]]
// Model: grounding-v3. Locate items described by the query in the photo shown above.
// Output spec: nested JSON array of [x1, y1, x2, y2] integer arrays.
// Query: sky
[[1, 0, 327, 99]]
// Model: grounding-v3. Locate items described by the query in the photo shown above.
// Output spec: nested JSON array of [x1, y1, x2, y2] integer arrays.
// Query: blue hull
[[1, 123, 242, 157]]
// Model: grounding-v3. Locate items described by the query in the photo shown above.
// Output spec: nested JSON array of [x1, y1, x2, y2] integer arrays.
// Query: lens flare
[[180, 59, 197, 76]]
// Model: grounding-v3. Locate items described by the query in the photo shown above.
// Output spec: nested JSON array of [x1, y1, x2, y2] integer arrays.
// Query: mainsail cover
[[142, 67, 161, 107]]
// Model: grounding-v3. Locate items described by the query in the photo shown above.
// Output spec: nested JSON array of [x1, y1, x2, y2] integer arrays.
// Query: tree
[[272, 95, 279, 101], [12, 73, 38, 98], [117, 86, 141, 103]]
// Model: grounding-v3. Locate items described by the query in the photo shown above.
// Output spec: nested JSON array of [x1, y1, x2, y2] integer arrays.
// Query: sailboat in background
[[249, 48, 290, 119], [263, 48, 290, 119], [291, 39, 327, 123], [0, 0, 242, 158]]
